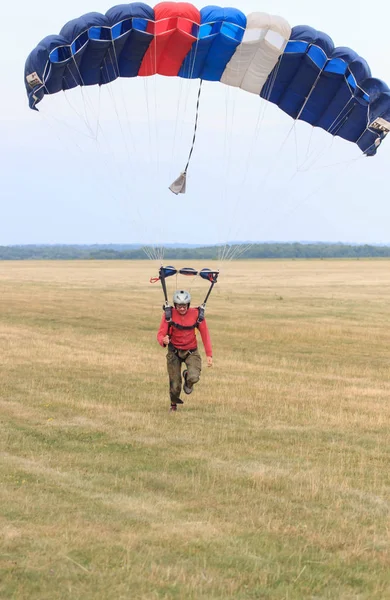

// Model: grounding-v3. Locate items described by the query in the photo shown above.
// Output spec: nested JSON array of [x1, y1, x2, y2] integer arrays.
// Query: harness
[[167, 306, 204, 330], [165, 307, 203, 356]]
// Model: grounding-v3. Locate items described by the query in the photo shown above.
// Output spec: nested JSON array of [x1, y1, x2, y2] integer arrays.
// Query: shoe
[[183, 370, 193, 395], [170, 393, 184, 405], [170, 404, 177, 412]]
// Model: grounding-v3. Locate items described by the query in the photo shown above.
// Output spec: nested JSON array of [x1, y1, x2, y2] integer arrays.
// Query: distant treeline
[[1, 243, 390, 260]]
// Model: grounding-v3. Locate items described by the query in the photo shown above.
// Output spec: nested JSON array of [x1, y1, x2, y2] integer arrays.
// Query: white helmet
[[173, 289, 191, 306]]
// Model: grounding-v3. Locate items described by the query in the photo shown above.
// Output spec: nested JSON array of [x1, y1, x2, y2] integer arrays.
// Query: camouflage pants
[[166, 347, 202, 403]]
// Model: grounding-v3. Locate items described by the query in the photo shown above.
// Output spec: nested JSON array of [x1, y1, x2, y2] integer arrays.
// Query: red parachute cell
[[139, 2, 200, 76]]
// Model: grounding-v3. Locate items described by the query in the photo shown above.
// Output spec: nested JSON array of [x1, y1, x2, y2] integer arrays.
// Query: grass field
[[1, 259, 389, 599]]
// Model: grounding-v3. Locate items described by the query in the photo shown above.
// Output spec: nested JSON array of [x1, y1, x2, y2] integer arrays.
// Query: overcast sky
[[2, 0, 390, 246]]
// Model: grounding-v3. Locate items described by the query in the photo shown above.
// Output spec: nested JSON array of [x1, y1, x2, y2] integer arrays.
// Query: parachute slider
[[150, 265, 177, 284], [199, 268, 219, 284], [179, 267, 198, 277], [160, 265, 177, 279], [151, 264, 219, 322], [151, 266, 219, 284]]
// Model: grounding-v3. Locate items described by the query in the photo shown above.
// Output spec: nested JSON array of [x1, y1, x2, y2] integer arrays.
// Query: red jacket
[[157, 307, 212, 357]]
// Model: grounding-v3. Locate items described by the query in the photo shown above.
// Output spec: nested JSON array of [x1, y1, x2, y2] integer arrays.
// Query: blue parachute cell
[[178, 6, 246, 81]]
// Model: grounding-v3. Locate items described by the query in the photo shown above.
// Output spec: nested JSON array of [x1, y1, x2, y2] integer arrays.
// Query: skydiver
[[157, 290, 213, 412]]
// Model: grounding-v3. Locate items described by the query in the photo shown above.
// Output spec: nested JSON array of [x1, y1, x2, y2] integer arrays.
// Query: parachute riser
[[198, 273, 219, 322], [155, 265, 218, 324], [159, 267, 173, 322], [202, 278, 217, 306]]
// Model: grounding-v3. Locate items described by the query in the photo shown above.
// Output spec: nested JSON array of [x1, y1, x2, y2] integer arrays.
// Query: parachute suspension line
[[80, 87, 101, 137], [232, 162, 344, 255], [40, 60, 52, 96], [255, 62, 328, 195], [41, 98, 93, 143], [153, 34, 164, 266], [293, 125, 300, 171], [297, 90, 356, 174], [95, 85, 101, 140], [61, 79, 96, 139], [142, 77, 163, 260], [152, 31, 168, 263], [187, 36, 201, 89], [217, 90, 231, 263], [298, 93, 356, 173], [169, 76, 185, 180], [255, 120, 296, 192], [265, 160, 356, 239], [296, 126, 334, 174], [326, 79, 355, 137], [259, 66, 325, 186], [108, 68, 155, 252], [219, 85, 237, 263], [219, 76, 246, 263], [154, 31, 161, 180], [225, 86, 238, 214], [359, 140, 378, 158], [237, 100, 363, 255], [169, 78, 203, 194], [182, 270, 199, 297], [68, 56, 152, 257], [298, 137, 335, 172], [304, 126, 315, 163], [38, 108, 85, 160], [108, 43, 137, 155], [50, 86, 141, 241], [100, 59, 154, 252], [142, 245, 156, 261], [354, 128, 371, 153], [88, 87, 149, 242], [299, 150, 365, 172], [143, 78, 154, 175], [220, 50, 289, 263], [142, 73, 164, 260], [295, 66, 327, 123], [64, 57, 99, 138], [328, 103, 355, 137], [228, 241, 253, 261], [103, 59, 131, 158], [142, 25, 155, 127]]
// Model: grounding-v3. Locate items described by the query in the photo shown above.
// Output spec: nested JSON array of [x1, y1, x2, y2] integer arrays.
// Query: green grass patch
[[0, 260, 389, 599]]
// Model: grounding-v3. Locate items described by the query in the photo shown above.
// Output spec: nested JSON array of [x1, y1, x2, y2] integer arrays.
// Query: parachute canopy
[[25, 1, 390, 156]]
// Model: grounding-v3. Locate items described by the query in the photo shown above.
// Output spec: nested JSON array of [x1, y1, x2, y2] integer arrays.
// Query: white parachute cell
[[220, 13, 291, 95]]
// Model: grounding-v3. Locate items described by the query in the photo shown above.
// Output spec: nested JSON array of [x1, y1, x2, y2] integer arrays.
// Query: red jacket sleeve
[[157, 314, 169, 347], [198, 318, 212, 357]]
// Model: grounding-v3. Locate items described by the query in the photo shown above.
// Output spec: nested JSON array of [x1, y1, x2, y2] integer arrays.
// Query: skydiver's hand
[[163, 335, 170, 346], [207, 356, 213, 367]]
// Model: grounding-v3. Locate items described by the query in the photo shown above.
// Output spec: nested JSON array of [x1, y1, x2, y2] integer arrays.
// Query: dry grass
[[0, 259, 389, 599]]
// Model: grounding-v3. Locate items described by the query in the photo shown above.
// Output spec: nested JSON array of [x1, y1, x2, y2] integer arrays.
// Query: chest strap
[[170, 320, 198, 331], [166, 306, 205, 330]]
